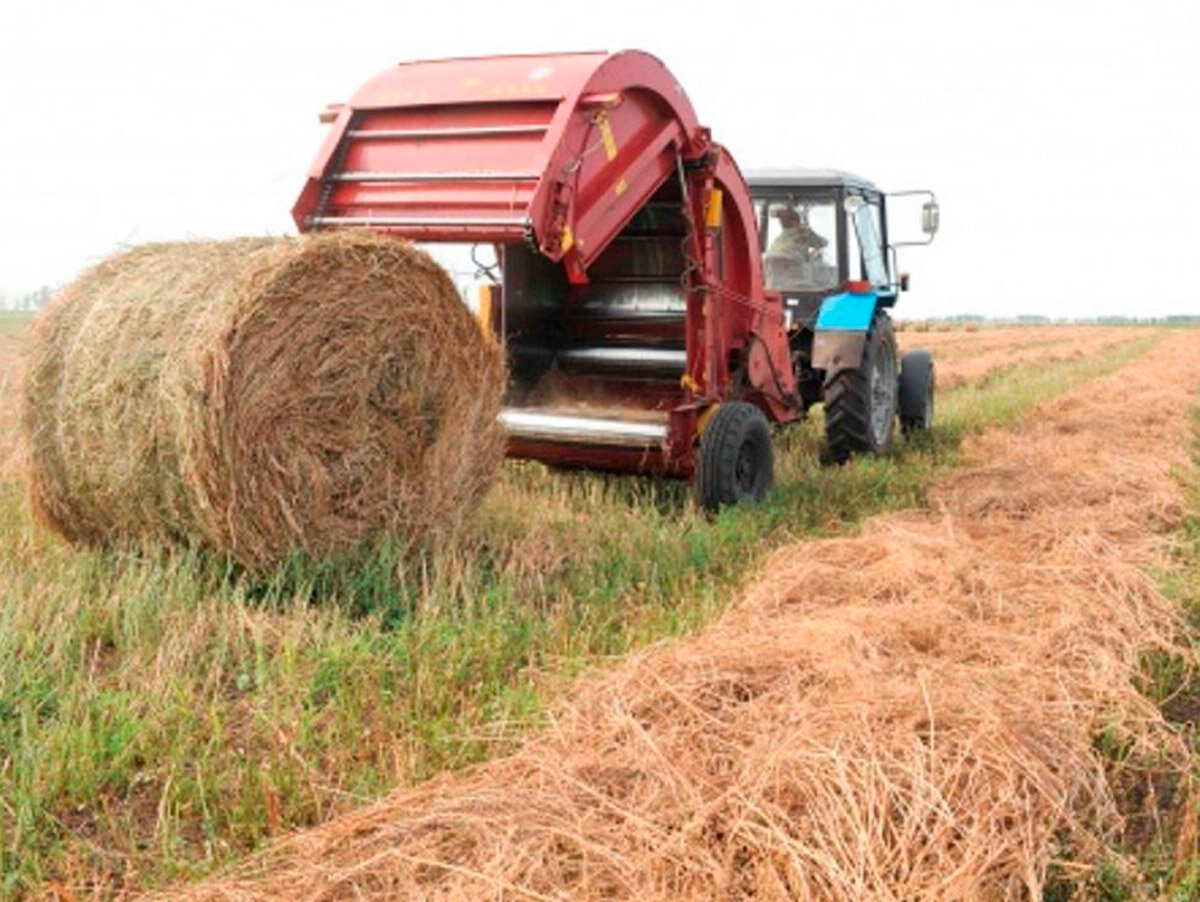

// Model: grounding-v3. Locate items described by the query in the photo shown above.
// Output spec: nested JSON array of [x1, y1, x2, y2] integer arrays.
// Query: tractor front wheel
[[695, 402, 774, 512], [823, 311, 898, 463]]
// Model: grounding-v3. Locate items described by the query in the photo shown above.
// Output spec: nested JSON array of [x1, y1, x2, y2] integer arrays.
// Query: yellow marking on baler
[[476, 284, 495, 338], [696, 403, 721, 436], [615, 177, 628, 198], [705, 188, 724, 229], [597, 111, 618, 161], [561, 225, 575, 253], [680, 373, 701, 394]]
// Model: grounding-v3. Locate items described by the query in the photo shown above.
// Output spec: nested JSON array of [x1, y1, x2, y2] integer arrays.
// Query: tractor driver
[[768, 205, 828, 263]]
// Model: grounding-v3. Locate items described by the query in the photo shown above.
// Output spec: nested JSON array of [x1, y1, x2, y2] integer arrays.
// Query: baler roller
[[556, 346, 685, 379], [499, 408, 668, 449], [575, 287, 686, 320]]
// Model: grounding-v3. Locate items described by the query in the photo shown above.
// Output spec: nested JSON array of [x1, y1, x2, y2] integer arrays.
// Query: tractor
[[747, 169, 940, 463]]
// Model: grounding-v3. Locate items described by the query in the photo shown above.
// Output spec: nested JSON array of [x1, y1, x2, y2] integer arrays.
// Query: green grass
[[1126, 405, 1200, 898], [1047, 406, 1200, 901], [0, 332, 1163, 897], [0, 311, 34, 336]]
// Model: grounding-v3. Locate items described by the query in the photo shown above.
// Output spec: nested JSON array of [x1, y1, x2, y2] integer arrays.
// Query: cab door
[[845, 193, 891, 294]]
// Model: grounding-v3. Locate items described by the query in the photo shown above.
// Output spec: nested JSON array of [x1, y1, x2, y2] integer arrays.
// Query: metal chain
[[674, 154, 704, 296], [470, 244, 500, 283]]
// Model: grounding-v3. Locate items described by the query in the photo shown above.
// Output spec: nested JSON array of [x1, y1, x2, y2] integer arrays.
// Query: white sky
[[1, 0, 1197, 318]]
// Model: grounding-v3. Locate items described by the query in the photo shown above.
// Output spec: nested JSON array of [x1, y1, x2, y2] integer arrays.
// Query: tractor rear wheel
[[823, 310, 898, 463], [696, 401, 773, 512]]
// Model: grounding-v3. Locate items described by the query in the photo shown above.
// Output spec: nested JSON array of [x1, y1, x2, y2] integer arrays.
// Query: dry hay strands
[[22, 232, 505, 570], [164, 334, 1200, 901]]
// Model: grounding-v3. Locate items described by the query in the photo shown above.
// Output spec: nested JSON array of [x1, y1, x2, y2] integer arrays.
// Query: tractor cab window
[[760, 199, 839, 292], [845, 196, 889, 289]]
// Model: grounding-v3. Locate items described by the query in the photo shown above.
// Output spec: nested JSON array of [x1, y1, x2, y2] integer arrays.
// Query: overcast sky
[[2, 0, 1197, 318]]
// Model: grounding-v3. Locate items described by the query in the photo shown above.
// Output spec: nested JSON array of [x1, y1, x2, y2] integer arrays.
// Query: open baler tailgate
[[299, 99, 554, 240], [293, 51, 706, 274]]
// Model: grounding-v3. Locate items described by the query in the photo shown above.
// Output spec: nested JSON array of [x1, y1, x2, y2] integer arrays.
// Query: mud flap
[[812, 330, 869, 375], [812, 290, 878, 376]]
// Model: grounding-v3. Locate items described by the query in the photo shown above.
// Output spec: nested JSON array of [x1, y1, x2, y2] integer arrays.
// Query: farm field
[[180, 329, 1200, 899], [0, 314, 27, 482], [1, 320, 1197, 898], [900, 326, 1139, 390]]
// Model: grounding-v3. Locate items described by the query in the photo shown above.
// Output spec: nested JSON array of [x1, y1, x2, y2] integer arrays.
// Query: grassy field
[[1126, 405, 1200, 899], [0, 312, 33, 330], [1060, 402, 1200, 902], [0, 321, 1190, 897]]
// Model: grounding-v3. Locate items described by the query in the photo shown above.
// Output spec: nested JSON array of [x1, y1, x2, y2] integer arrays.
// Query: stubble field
[[0, 317, 1196, 899]]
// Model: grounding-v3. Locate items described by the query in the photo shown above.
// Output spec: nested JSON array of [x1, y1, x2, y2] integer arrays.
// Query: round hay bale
[[23, 231, 506, 570]]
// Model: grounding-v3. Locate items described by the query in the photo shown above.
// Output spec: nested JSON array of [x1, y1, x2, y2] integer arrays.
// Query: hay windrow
[[166, 334, 1200, 900], [22, 232, 505, 569]]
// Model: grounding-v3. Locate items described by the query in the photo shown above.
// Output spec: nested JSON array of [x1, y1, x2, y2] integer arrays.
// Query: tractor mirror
[[887, 190, 938, 248], [921, 202, 940, 236]]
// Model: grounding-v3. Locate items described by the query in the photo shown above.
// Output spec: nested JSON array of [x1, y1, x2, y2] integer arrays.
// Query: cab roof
[[746, 168, 878, 192]]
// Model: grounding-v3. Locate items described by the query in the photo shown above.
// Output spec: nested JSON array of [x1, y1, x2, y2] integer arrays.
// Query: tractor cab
[[746, 169, 938, 330]]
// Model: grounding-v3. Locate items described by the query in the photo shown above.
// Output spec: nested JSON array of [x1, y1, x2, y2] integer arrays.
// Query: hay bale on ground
[[23, 232, 505, 569]]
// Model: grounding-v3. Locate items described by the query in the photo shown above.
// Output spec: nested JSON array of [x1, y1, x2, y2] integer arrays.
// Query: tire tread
[[696, 402, 772, 510], [823, 311, 896, 463]]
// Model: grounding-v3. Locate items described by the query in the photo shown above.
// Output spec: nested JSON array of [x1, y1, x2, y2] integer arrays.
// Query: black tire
[[823, 310, 898, 463], [899, 349, 935, 435], [695, 401, 774, 512]]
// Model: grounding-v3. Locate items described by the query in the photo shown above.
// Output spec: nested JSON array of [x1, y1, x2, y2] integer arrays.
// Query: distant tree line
[[0, 286, 58, 311]]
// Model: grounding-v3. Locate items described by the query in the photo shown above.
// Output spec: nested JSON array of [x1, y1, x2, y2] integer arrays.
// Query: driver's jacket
[[768, 224, 828, 259]]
